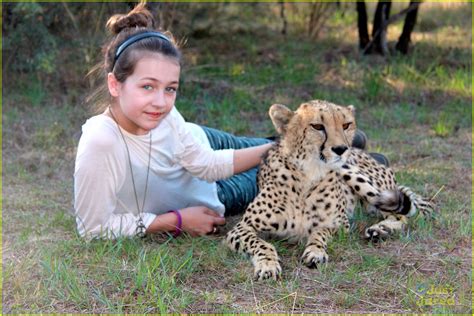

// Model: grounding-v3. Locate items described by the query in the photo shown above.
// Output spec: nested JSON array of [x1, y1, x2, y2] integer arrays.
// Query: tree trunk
[[280, 1, 287, 35], [396, 1, 420, 54], [372, 0, 391, 55], [356, 1, 370, 50]]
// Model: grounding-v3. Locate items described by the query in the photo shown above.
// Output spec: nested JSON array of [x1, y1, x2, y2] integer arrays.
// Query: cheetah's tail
[[374, 185, 436, 219]]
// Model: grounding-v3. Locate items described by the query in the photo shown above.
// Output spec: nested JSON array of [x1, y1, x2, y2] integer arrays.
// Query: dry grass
[[2, 2, 471, 314]]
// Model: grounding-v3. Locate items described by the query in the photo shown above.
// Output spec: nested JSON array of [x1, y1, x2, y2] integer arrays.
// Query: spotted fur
[[225, 100, 435, 280]]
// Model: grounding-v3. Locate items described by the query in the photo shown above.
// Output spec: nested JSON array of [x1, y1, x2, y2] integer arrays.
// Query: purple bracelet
[[168, 210, 182, 237]]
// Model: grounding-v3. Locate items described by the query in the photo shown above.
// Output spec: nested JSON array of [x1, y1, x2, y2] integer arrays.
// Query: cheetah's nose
[[331, 145, 348, 156]]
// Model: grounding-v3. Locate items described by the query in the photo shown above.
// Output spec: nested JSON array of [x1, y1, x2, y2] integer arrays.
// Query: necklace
[[108, 106, 152, 238]]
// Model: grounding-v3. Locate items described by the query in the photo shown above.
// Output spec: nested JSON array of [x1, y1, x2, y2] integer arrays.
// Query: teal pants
[[201, 126, 271, 216]]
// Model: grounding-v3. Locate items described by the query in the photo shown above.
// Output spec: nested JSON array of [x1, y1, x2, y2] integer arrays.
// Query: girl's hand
[[179, 206, 226, 236]]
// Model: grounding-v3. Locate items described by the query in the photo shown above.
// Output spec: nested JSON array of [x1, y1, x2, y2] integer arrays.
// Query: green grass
[[3, 2, 471, 314], [11, 235, 212, 313]]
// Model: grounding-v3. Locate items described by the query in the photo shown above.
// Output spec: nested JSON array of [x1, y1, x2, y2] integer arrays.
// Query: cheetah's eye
[[311, 124, 325, 131], [342, 122, 352, 130]]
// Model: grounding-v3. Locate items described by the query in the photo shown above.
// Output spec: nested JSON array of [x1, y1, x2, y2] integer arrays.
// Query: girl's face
[[108, 53, 180, 135]]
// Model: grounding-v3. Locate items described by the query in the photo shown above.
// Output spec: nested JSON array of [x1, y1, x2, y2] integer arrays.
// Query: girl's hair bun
[[106, 3, 155, 35]]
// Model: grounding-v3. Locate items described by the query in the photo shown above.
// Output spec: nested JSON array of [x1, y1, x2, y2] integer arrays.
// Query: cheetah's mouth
[[320, 149, 347, 166], [327, 155, 347, 168], [320, 152, 343, 164]]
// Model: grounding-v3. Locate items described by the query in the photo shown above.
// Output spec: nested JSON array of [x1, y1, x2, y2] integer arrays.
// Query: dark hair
[[87, 2, 181, 113]]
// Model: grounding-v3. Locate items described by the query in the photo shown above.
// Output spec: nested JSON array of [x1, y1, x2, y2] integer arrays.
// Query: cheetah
[[225, 100, 434, 280]]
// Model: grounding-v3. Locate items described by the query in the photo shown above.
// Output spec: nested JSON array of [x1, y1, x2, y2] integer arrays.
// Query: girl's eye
[[143, 85, 153, 91], [166, 87, 178, 93], [311, 124, 325, 131], [342, 122, 352, 130]]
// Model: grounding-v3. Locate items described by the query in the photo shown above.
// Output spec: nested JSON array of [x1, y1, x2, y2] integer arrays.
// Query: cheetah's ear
[[269, 104, 294, 135], [347, 105, 355, 113]]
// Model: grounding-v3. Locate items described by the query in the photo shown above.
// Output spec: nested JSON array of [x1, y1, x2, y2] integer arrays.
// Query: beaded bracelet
[[168, 210, 182, 237]]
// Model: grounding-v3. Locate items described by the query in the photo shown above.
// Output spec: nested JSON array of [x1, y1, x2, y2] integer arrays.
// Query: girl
[[75, 4, 274, 239], [74, 4, 376, 240]]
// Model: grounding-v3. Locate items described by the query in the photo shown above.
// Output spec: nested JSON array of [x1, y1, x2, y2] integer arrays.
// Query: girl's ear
[[107, 73, 121, 97]]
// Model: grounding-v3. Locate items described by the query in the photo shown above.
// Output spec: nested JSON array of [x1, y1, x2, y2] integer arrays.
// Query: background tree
[[357, 0, 422, 55], [356, 1, 370, 50], [396, 1, 421, 54], [371, 0, 391, 55]]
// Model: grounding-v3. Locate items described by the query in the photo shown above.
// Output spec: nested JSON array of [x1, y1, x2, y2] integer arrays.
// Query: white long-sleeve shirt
[[74, 107, 234, 239]]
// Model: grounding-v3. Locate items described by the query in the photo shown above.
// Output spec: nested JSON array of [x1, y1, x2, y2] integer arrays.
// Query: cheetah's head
[[269, 100, 356, 168]]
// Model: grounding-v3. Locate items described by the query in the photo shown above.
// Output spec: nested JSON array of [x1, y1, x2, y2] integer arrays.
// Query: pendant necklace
[[109, 106, 152, 238]]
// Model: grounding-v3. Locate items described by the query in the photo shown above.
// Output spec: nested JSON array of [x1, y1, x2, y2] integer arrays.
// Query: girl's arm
[[76, 149, 225, 238], [172, 109, 274, 182], [232, 142, 274, 174]]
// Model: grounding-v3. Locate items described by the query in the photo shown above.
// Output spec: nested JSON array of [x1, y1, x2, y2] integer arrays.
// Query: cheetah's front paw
[[253, 259, 282, 281], [301, 247, 328, 268]]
